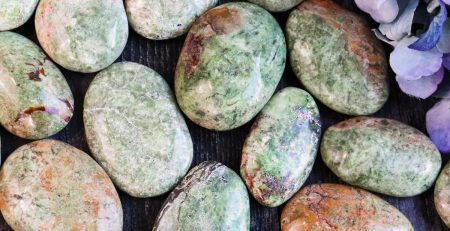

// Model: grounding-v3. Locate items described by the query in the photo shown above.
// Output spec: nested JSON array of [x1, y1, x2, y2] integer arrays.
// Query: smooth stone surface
[[0, 140, 123, 231], [321, 117, 442, 197], [240, 87, 321, 207], [247, 0, 303, 12], [35, 0, 129, 73], [281, 184, 414, 230], [286, 0, 389, 115], [175, 2, 286, 131], [84, 62, 193, 198], [0, 0, 39, 31], [153, 161, 250, 231], [435, 161, 450, 228], [0, 32, 74, 140], [126, 0, 218, 40]]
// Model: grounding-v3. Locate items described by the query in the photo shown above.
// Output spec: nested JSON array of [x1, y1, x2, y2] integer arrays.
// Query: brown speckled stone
[[281, 184, 413, 230]]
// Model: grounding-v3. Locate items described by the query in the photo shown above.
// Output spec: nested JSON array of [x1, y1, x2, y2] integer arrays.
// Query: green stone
[[286, 0, 389, 115], [281, 184, 413, 230], [153, 161, 250, 231], [321, 117, 442, 197], [175, 2, 286, 131], [247, 0, 303, 12], [0, 140, 123, 231], [0, 0, 39, 31], [435, 161, 450, 228], [126, 0, 218, 40], [0, 32, 74, 140], [241, 87, 321, 207], [35, 0, 129, 73], [84, 62, 193, 198]]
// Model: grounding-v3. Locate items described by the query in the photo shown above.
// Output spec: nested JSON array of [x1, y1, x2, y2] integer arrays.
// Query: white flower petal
[[356, 0, 399, 23]]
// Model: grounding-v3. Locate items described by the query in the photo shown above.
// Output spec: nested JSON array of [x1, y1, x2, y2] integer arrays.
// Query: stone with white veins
[[84, 62, 193, 198], [0, 0, 39, 31], [35, 0, 129, 73], [126, 0, 218, 40]]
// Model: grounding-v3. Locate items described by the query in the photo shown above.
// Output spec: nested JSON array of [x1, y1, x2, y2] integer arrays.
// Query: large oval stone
[[126, 0, 218, 40], [153, 161, 250, 231], [35, 0, 129, 73], [0, 32, 74, 140], [247, 0, 303, 12], [321, 117, 442, 197], [281, 184, 413, 230], [84, 62, 193, 198], [435, 161, 450, 228], [286, 0, 389, 115], [241, 87, 321, 207], [175, 2, 286, 131], [0, 140, 123, 231], [0, 0, 39, 31]]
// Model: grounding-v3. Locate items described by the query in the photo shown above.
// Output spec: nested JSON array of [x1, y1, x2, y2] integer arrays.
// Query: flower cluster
[[356, 0, 450, 152]]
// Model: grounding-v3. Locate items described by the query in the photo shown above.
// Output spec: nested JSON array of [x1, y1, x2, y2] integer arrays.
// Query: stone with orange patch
[[435, 161, 450, 228], [175, 2, 286, 131], [286, 0, 389, 115], [0, 140, 122, 231], [281, 184, 413, 231]]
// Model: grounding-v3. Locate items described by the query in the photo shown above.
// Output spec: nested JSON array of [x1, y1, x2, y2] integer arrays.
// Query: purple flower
[[426, 99, 450, 153], [396, 67, 444, 99], [355, 0, 399, 23]]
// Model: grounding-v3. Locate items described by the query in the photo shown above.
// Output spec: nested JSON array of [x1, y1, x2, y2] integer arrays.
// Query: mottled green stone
[[175, 2, 286, 131], [0, 0, 39, 31], [247, 0, 303, 12], [321, 117, 442, 197], [241, 87, 321, 207], [286, 0, 389, 115], [0, 140, 123, 231], [153, 161, 250, 231], [0, 32, 74, 140], [126, 0, 218, 40], [35, 0, 129, 73], [435, 161, 450, 228], [281, 184, 413, 230], [84, 62, 193, 198]]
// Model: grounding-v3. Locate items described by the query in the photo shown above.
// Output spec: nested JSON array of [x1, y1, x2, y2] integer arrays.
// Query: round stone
[[175, 2, 286, 131], [0, 32, 74, 140], [153, 161, 250, 230], [84, 62, 193, 198], [35, 0, 129, 73], [286, 0, 389, 115], [435, 161, 450, 228], [0, 140, 123, 231], [125, 0, 218, 40], [281, 184, 413, 230], [0, 0, 39, 31], [241, 87, 321, 207], [321, 117, 442, 197], [247, 0, 303, 12]]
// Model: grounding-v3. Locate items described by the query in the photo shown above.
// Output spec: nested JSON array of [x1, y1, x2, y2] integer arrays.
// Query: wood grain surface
[[1, 0, 449, 230]]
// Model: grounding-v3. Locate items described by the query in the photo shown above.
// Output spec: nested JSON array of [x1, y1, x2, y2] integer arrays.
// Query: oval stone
[[281, 184, 413, 230], [0, 32, 74, 140], [175, 2, 286, 131], [240, 87, 321, 207], [153, 161, 250, 231], [321, 117, 442, 197], [0, 0, 39, 31], [286, 0, 389, 115], [247, 0, 303, 12], [0, 140, 123, 230], [84, 62, 193, 198], [435, 161, 450, 228], [126, 0, 218, 40], [35, 0, 129, 73]]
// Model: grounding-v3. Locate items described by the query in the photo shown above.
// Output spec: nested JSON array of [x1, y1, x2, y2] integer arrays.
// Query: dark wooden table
[[1, 0, 449, 230]]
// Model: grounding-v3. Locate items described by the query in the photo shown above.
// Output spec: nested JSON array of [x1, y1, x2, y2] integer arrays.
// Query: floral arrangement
[[356, 0, 450, 153]]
